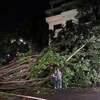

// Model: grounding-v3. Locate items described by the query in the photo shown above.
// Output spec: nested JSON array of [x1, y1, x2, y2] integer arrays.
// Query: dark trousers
[[57, 79, 62, 89], [54, 80, 58, 88]]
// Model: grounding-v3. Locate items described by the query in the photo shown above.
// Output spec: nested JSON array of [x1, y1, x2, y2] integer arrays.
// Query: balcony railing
[[45, 1, 78, 15]]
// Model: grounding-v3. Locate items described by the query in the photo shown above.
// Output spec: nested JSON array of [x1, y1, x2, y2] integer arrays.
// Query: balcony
[[45, 1, 78, 16]]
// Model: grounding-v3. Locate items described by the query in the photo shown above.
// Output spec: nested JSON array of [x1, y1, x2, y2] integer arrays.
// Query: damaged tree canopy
[[0, 20, 100, 90], [0, 43, 85, 90], [0, 47, 50, 90]]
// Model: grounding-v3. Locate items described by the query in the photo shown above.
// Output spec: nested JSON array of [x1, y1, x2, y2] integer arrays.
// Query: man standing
[[57, 68, 62, 89]]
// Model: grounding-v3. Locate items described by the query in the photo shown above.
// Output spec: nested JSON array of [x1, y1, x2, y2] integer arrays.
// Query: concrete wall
[[46, 9, 78, 30]]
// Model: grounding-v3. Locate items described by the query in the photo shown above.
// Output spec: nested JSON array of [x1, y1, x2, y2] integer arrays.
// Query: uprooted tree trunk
[[0, 46, 50, 90], [0, 44, 85, 90]]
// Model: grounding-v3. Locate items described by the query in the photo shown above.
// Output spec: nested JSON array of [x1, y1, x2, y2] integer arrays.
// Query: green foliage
[[27, 26, 100, 87], [50, 17, 100, 88], [0, 2, 100, 89], [28, 64, 47, 78], [0, 92, 15, 98], [63, 67, 74, 87], [39, 50, 66, 67], [17, 51, 32, 58], [72, 59, 92, 87], [27, 50, 67, 79]]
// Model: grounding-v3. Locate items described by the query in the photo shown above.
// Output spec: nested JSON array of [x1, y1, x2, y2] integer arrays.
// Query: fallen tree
[[0, 44, 86, 90], [0, 19, 100, 90]]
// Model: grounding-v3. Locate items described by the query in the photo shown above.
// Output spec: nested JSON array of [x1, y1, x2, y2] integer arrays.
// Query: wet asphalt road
[[2, 88, 100, 100]]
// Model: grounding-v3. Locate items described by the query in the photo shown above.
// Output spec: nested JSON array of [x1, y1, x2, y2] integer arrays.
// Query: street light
[[19, 39, 23, 42], [7, 54, 10, 57]]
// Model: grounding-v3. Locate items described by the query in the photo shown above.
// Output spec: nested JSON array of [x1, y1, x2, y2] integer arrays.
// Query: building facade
[[45, 0, 78, 38]]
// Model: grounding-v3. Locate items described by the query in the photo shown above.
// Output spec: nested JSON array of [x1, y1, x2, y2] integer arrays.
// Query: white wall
[[46, 9, 78, 30]]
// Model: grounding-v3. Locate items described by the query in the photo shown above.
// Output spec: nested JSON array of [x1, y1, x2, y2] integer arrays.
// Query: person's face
[[55, 70, 57, 73], [57, 69, 59, 72]]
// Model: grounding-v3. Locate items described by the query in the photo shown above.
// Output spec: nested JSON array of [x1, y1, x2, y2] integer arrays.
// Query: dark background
[[0, 0, 50, 31]]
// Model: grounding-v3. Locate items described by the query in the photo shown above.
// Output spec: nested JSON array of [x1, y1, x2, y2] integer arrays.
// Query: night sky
[[0, 0, 50, 31]]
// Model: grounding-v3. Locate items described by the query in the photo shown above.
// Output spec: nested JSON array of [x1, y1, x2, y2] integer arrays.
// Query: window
[[54, 24, 62, 30]]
